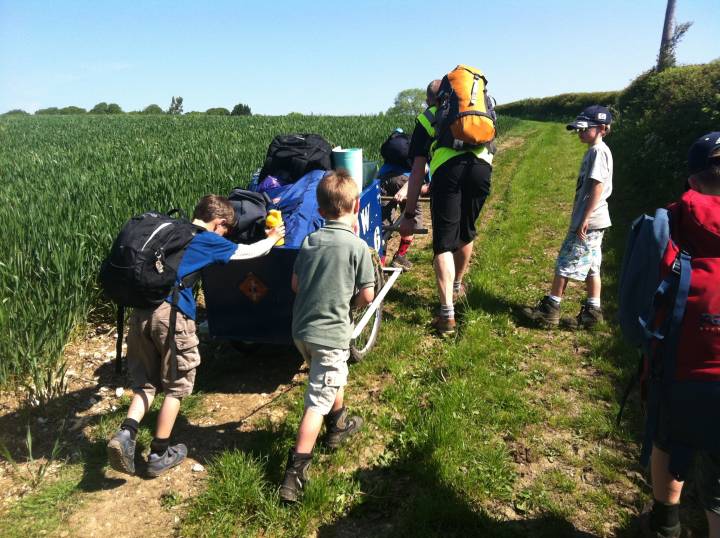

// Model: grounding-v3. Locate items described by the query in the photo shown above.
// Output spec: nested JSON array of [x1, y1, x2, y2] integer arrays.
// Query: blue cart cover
[[256, 170, 326, 248]]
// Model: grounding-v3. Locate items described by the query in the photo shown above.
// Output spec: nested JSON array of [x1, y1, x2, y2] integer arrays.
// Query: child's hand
[[394, 183, 409, 203], [267, 223, 286, 241], [576, 221, 589, 241]]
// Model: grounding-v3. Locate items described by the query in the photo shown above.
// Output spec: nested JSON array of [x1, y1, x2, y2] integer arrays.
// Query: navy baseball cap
[[566, 105, 613, 131], [688, 132, 720, 175]]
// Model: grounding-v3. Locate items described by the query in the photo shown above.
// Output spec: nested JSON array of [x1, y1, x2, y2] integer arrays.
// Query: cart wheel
[[230, 340, 262, 354], [350, 255, 385, 363]]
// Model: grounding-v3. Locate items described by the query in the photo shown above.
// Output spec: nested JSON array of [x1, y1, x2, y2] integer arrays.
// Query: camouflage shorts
[[555, 230, 605, 281]]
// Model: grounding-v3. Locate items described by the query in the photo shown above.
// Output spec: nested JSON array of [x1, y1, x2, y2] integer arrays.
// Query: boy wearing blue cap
[[522, 105, 613, 329]]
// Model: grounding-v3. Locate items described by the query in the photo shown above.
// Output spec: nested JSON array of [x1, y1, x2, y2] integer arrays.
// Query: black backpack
[[227, 189, 270, 244], [99, 210, 204, 377], [259, 134, 332, 183], [380, 130, 412, 170]]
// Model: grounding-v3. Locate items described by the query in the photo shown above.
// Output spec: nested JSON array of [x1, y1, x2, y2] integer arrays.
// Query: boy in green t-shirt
[[279, 170, 376, 503]]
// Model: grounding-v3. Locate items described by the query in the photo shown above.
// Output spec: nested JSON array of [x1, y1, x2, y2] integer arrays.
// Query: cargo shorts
[[555, 229, 605, 281], [294, 340, 349, 416], [127, 301, 201, 399]]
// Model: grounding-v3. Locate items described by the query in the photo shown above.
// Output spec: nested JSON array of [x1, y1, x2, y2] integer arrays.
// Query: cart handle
[[351, 267, 402, 340]]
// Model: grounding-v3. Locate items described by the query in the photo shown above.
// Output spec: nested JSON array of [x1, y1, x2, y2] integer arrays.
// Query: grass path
[[179, 120, 646, 537], [1, 120, 653, 537]]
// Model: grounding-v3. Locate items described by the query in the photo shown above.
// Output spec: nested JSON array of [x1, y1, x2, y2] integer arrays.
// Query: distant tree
[[3, 109, 29, 116], [142, 104, 164, 114], [657, 0, 693, 71], [59, 106, 86, 114], [206, 107, 230, 115], [90, 102, 109, 114], [231, 103, 252, 116], [107, 103, 123, 114], [35, 107, 61, 115], [167, 96, 183, 115], [387, 88, 426, 116]]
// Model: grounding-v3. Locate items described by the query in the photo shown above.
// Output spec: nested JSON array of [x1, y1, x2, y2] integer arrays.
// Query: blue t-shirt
[[165, 232, 236, 319]]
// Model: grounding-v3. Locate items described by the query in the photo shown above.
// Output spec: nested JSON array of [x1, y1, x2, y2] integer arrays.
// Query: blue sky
[[0, 0, 717, 115]]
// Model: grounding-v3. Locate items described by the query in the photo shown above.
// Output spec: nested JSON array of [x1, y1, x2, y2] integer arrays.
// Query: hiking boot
[[578, 303, 603, 329], [146, 443, 187, 477], [391, 254, 413, 270], [107, 428, 136, 475], [324, 407, 364, 450], [639, 502, 682, 538], [521, 296, 561, 327], [279, 450, 312, 503], [431, 316, 456, 336]]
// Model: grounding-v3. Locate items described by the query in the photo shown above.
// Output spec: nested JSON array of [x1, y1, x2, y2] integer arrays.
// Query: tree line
[[3, 96, 252, 117]]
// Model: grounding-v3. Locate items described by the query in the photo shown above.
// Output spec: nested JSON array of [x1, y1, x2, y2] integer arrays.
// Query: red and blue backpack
[[618, 189, 720, 478]]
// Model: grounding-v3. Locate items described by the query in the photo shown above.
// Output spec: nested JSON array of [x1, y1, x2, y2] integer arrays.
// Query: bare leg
[[295, 409, 324, 454], [453, 241, 473, 285], [434, 252, 455, 306], [331, 387, 344, 413], [127, 391, 154, 423], [651, 446, 684, 504], [585, 274, 601, 300], [154, 395, 181, 440], [707, 511, 720, 538], [550, 274, 569, 298]]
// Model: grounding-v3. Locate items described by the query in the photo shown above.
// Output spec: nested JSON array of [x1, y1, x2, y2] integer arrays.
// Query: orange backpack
[[436, 65, 496, 149]]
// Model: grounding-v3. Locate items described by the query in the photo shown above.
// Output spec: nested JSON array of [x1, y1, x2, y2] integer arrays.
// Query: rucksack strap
[[639, 252, 693, 469], [165, 270, 201, 383], [616, 351, 644, 426], [168, 286, 180, 382], [115, 305, 125, 374]]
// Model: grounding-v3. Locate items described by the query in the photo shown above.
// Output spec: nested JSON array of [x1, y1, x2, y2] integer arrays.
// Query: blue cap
[[566, 105, 613, 131], [688, 132, 720, 175]]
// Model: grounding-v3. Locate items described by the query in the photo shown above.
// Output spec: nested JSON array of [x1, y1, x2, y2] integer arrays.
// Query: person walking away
[[400, 69, 495, 336], [378, 128, 430, 270], [280, 170, 376, 502]]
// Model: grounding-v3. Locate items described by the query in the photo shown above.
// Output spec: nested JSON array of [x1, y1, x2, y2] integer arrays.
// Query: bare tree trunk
[[657, 0, 676, 70]]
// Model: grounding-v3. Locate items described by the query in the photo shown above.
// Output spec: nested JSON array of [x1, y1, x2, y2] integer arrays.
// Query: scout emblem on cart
[[239, 273, 268, 304]]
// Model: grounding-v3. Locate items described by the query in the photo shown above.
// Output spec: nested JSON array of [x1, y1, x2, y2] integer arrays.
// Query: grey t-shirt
[[292, 221, 376, 349], [569, 140, 613, 231]]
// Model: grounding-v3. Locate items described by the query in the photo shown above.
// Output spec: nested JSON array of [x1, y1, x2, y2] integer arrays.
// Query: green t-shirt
[[291, 221, 376, 349]]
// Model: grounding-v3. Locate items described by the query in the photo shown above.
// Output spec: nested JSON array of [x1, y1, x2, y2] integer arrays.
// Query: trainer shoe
[[107, 428, 136, 475], [391, 254, 413, 270], [279, 450, 312, 503], [146, 443, 187, 477], [324, 407, 364, 450], [521, 296, 561, 327], [431, 316, 456, 336]]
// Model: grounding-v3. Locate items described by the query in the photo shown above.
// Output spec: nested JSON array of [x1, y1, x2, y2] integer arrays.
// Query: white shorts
[[555, 230, 605, 281], [294, 340, 349, 415]]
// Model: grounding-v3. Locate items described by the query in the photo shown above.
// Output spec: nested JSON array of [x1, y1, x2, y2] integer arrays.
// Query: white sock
[[587, 297, 601, 308], [453, 281, 462, 293], [440, 304, 455, 320], [548, 295, 562, 304]]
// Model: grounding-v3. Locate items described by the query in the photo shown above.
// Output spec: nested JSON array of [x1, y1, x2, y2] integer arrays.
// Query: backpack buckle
[[672, 258, 681, 275]]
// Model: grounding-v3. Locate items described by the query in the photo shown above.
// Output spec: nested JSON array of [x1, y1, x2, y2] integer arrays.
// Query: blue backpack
[[617, 208, 671, 352]]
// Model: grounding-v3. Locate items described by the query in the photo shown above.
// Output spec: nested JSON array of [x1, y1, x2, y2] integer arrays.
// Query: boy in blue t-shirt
[[107, 195, 284, 477]]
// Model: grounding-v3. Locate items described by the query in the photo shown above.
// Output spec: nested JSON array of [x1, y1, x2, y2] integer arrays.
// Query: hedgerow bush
[[496, 91, 620, 122], [609, 60, 720, 206]]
